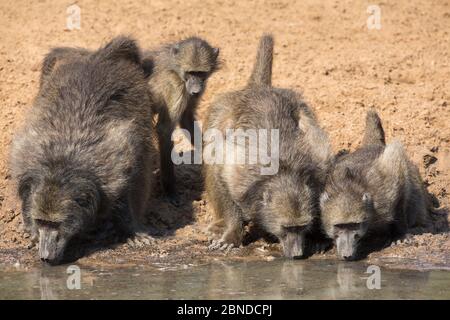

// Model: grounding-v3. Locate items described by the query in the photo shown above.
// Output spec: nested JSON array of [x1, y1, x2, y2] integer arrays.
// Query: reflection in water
[[39, 273, 58, 300], [0, 260, 448, 299]]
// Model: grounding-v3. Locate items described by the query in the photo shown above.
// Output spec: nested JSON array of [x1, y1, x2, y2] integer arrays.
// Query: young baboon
[[204, 35, 333, 258], [142, 37, 220, 204], [10, 36, 155, 264], [320, 110, 437, 260]]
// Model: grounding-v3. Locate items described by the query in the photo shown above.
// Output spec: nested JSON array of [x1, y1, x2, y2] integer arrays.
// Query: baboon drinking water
[[10, 36, 155, 264], [142, 37, 219, 205], [320, 110, 438, 260], [204, 35, 333, 258]]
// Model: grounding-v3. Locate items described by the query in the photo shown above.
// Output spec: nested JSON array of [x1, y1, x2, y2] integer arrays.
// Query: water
[[1, 259, 449, 299]]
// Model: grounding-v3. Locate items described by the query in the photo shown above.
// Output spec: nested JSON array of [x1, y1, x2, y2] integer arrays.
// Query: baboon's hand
[[208, 239, 237, 254], [27, 234, 39, 250], [393, 233, 414, 246], [126, 232, 155, 248]]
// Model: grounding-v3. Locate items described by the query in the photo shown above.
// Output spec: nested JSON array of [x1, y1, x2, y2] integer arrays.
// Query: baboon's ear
[[213, 47, 220, 59], [98, 36, 141, 65]]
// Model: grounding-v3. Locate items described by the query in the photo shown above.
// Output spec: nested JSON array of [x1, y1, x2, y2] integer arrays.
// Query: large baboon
[[10, 36, 155, 264], [143, 37, 219, 204], [320, 110, 439, 260], [204, 35, 333, 258]]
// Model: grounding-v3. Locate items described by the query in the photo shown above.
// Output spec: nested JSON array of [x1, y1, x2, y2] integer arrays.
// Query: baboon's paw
[[27, 241, 38, 250], [393, 233, 414, 246], [126, 232, 155, 248], [27, 236, 39, 250], [208, 239, 234, 252]]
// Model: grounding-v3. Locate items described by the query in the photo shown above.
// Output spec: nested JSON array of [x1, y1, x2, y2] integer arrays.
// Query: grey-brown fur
[[320, 110, 437, 260], [10, 36, 155, 264], [142, 37, 219, 204], [205, 34, 333, 258]]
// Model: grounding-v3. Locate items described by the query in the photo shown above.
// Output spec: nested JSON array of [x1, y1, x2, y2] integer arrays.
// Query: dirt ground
[[0, 0, 449, 271]]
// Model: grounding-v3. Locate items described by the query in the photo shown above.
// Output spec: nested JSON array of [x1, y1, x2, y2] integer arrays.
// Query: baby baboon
[[10, 36, 155, 264], [204, 35, 333, 258], [142, 37, 219, 204], [320, 110, 435, 260]]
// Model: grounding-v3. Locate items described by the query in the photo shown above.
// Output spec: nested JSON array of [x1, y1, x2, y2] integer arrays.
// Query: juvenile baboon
[[204, 35, 333, 258], [320, 110, 437, 260], [142, 37, 220, 204], [10, 36, 155, 264]]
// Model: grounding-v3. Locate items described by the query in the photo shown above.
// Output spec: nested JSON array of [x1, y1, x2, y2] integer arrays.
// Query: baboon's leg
[[221, 207, 244, 246], [206, 166, 244, 248], [156, 116, 177, 199], [120, 154, 154, 248], [21, 196, 38, 247], [128, 152, 152, 225], [180, 108, 196, 146]]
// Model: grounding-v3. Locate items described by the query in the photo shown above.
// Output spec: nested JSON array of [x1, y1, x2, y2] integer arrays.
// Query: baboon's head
[[23, 169, 101, 265], [320, 167, 375, 261], [170, 37, 219, 96], [261, 172, 317, 258]]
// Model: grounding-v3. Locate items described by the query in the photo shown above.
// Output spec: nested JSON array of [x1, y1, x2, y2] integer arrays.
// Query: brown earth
[[0, 0, 449, 271]]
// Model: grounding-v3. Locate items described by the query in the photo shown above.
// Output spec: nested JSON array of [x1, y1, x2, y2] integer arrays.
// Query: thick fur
[[143, 37, 219, 200], [204, 35, 333, 257], [10, 36, 155, 264], [320, 110, 438, 260]]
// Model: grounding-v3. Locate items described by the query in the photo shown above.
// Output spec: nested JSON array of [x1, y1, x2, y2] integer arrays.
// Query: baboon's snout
[[186, 77, 203, 96], [336, 232, 358, 261], [188, 84, 202, 95], [281, 232, 304, 259], [38, 228, 64, 265]]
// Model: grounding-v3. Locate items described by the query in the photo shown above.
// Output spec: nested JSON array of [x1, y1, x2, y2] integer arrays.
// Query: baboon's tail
[[247, 34, 274, 87], [362, 109, 386, 147]]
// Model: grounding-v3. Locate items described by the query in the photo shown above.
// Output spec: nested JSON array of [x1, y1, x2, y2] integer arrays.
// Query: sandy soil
[[0, 0, 449, 271]]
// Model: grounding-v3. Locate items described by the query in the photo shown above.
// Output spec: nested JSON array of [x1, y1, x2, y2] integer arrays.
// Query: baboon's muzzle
[[336, 232, 359, 261], [281, 232, 304, 258], [38, 228, 65, 265]]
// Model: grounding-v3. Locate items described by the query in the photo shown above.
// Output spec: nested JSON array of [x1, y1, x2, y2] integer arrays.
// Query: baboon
[[10, 36, 155, 264], [204, 35, 333, 258], [142, 37, 220, 204], [320, 110, 437, 260]]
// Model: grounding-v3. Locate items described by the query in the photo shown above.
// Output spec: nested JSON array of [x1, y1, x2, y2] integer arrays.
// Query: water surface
[[1, 260, 449, 299]]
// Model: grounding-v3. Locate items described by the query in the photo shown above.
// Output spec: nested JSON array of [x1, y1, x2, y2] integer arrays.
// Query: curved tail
[[362, 109, 386, 147], [248, 34, 274, 87]]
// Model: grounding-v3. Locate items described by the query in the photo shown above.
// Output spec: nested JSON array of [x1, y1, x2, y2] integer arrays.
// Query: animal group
[[9, 34, 443, 265]]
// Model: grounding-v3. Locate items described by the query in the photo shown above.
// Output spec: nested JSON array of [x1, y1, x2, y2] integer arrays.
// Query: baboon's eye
[[35, 219, 60, 229], [187, 71, 208, 79], [335, 223, 361, 231], [283, 225, 306, 233]]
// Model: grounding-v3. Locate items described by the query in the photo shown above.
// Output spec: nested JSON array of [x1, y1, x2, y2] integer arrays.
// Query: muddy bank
[[1, 230, 449, 272]]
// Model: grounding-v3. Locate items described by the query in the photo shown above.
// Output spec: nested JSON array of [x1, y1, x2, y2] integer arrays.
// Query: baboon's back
[[11, 37, 154, 201]]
